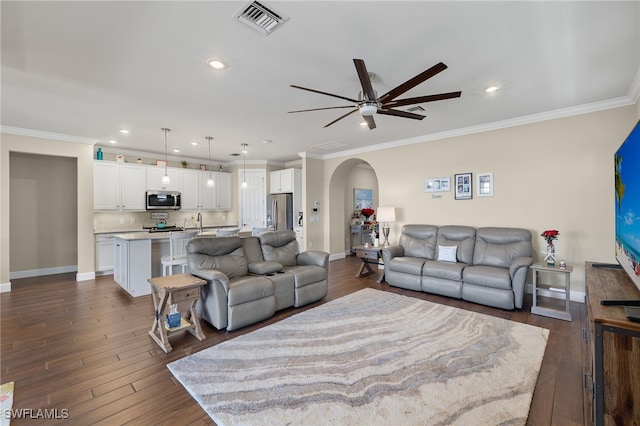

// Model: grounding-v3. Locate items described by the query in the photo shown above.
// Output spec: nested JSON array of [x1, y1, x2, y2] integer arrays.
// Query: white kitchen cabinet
[[94, 161, 147, 210], [214, 171, 232, 210], [113, 237, 151, 297], [146, 166, 183, 192], [95, 234, 115, 273], [181, 170, 217, 211], [181, 170, 200, 210], [200, 172, 217, 210], [94, 162, 119, 209], [270, 168, 300, 194]]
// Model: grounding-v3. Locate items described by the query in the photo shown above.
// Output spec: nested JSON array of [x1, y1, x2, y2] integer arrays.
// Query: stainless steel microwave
[[146, 190, 181, 210]]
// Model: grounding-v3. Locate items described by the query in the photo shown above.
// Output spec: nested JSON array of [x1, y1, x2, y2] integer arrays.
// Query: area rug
[[168, 288, 549, 426], [1, 382, 14, 426]]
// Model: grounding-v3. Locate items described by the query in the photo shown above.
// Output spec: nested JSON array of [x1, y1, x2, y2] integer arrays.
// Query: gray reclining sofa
[[381, 225, 533, 310], [186, 230, 329, 331]]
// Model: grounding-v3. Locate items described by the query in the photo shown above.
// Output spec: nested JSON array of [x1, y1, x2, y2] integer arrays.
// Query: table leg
[[185, 299, 205, 341], [356, 260, 375, 278], [148, 289, 172, 353]]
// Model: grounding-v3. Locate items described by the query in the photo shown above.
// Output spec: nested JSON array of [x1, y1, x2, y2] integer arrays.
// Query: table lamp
[[376, 206, 396, 246]]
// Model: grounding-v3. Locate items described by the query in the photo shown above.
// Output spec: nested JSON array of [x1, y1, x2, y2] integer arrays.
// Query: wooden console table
[[583, 261, 640, 425], [354, 244, 385, 283], [147, 273, 207, 353]]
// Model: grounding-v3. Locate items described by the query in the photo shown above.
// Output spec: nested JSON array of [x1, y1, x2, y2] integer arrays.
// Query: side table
[[531, 263, 573, 321], [354, 244, 385, 283], [147, 273, 207, 353]]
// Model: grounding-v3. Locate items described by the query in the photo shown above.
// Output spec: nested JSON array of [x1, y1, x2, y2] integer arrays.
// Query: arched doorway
[[327, 158, 379, 258]]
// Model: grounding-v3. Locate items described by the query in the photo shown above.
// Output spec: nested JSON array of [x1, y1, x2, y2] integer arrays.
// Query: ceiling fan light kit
[[289, 58, 461, 130]]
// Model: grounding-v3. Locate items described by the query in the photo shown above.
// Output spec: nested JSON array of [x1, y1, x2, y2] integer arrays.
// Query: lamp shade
[[377, 206, 396, 223]]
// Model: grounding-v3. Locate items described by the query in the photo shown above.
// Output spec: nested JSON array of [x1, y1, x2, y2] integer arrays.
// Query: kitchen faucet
[[197, 212, 203, 234]]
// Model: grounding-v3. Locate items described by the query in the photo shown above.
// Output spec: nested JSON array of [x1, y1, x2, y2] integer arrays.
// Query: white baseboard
[[330, 252, 347, 261], [77, 271, 95, 281], [9, 265, 78, 280], [0, 282, 11, 293], [526, 283, 585, 303]]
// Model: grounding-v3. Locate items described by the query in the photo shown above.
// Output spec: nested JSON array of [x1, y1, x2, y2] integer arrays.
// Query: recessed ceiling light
[[119, 129, 129, 134], [108, 140, 118, 144], [485, 86, 500, 93], [207, 59, 227, 70], [262, 139, 272, 144], [191, 141, 199, 146], [360, 121, 368, 126], [172, 149, 180, 153]]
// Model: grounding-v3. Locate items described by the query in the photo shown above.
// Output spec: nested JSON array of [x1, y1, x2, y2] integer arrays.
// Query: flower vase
[[546, 242, 556, 266]]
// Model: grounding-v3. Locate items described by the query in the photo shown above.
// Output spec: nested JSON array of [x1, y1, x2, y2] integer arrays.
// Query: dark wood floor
[[1, 256, 585, 425]]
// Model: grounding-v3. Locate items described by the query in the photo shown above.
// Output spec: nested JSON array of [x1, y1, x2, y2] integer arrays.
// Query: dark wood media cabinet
[[583, 261, 640, 425]]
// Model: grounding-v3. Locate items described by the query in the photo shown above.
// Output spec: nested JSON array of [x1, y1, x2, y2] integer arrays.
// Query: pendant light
[[205, 136, 214, 188], [241, 143, 248, 189], [161, 128, 171, 185]]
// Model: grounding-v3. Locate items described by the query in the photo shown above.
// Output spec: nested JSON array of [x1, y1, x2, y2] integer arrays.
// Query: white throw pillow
[[437, 245, 458, 263]]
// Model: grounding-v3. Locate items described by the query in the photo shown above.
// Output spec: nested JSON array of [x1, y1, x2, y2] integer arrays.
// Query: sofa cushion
[[436, 245, 457, 262], [388, 256, 426, 275], [399, 224, 438, 259], [472, 227, 532, 268], [227, 276, 274, 306], [187, 237, 248, 278], [423, 259, 466, 281], [259, 231, 298, 266], [436, 225, 476, 264], [283, 265, 326, 288], [463, 265, 512, 290], [241, 236, 265, 264]]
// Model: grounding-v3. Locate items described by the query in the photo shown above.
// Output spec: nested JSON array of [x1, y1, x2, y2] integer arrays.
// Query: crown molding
[[0, 126, 96, 144]]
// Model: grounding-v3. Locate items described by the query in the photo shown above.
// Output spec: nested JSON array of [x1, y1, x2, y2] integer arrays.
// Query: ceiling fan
[[288, 59, 462, 130]]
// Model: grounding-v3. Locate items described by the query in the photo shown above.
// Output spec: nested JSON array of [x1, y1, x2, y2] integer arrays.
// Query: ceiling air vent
[[233, 1, 289, 36]]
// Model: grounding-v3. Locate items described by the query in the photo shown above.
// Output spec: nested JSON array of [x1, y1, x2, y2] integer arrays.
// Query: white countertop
[[112, 228, 252, 240], [95, 224, 239, 234]]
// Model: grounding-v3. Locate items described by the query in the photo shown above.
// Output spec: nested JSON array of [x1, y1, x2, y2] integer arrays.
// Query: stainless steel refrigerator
[[266, 193, 293, 230]]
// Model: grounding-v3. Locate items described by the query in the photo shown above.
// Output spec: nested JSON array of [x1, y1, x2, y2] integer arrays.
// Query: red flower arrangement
[[361, 208, 375, 219], [541, 229, 560, 245]]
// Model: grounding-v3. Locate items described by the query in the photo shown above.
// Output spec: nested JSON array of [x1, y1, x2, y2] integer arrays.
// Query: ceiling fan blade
[[377, 108, 426, 120], [288, 105, 355, 113], [381, 91, 462, 108], [323, 108, 358, 128], [353, 59, 376, 101], [379, 62, 448, 103], [290, 85, 359, 103], [363, 114, 376, 130]]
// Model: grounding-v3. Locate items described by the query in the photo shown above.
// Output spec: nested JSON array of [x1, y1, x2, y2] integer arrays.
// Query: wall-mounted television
[[615, 118, 640, 294]]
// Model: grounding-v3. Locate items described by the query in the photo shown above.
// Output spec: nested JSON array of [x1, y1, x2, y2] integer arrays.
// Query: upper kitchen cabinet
[[94, 161, 147, 210], [147, 166, 183, 192], [168, 169, 231, 211], [270, 168, 301, 194], [214, 171, 232, 210]]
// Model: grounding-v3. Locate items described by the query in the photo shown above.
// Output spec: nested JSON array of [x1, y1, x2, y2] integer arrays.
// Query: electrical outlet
[[119, 219, 125, 225], [309, 241, 313, 248]]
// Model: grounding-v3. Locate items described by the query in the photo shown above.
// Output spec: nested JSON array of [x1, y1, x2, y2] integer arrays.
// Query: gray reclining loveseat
[[186, 230, 329, 331], [381, 225, 533, 310]]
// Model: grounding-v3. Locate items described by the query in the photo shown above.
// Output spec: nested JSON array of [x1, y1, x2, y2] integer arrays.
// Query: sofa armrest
[[509, 256, 533, 309], [509, 256, 533, 278], [297, 250, 329, 269], [381, 245, 404, 264], [191, 269, 231, 293]]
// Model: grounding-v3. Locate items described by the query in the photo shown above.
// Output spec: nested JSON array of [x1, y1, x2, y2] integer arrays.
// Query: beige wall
[[320, 104, 640, 294], [10, 152, 77, 272], [1, 133, 95, 287]]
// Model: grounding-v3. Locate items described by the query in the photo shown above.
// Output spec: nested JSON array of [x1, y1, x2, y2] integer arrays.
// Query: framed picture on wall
[[424, 177, 451, 192], [354, 188, 373, 210], [454, 173, 473, 200], [477, 172, 494, 197]]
